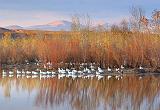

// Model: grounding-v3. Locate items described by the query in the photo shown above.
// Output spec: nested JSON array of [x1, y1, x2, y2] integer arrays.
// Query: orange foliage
[[0, 31, 160, 68]]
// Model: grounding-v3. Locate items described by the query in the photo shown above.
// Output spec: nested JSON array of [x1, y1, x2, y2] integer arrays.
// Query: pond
[[0, 72, 160, 110]]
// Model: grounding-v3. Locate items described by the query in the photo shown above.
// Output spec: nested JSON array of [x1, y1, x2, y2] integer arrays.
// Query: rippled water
[[0, 74, 160, 110]]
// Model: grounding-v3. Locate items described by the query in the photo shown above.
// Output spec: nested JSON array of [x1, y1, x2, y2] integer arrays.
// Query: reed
[[0, 31, 160, 69]]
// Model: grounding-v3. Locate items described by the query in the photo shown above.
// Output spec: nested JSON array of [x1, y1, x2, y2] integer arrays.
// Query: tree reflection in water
[[0, 75, 160, 110]]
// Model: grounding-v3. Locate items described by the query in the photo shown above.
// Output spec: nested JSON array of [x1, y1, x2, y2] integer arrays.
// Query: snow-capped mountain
[[5, 20, 111, 31], [5, 25, 23, 30], [5, 20, 72, 31], [27, 20, 72, 31]]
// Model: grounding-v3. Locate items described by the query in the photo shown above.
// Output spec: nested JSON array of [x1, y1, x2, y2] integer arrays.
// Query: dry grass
[[0, 30, 160, 68]]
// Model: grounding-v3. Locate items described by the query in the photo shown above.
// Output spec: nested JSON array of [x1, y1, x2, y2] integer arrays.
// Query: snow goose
[[107, 67, 112, 72], [46, 71, 52, 74], [138, 66, 145, 73], [2, 70, 7, 75], [72, 69, 77, 73], [26, 71, 31, 74], [98, 67, 104, 73], [51, 71, 56, 75], [58, 68, 66, 74], [9, 71, 14, 75], [16, 70, 21, 74], [32, 71, 38, 75], [96, 71, 101, 75], [40, 70, 47, 75], [121, 65, 124, 69]]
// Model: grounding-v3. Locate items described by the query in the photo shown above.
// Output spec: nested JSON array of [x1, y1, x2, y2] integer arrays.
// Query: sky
[[0, 0, 159, 27]]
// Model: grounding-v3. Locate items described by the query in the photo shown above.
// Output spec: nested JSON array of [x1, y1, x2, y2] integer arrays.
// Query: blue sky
[[0, 0, 159, 26]]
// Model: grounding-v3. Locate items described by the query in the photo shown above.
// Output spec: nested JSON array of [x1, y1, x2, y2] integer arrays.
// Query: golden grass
[[0, 31, 160, 68]]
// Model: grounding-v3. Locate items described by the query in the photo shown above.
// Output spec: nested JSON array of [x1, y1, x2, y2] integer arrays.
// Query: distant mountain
[[26, 20, 72, 31], [4, 20, 111, 31], [5, 25, 23, 30], [0, 27, 12, 33]]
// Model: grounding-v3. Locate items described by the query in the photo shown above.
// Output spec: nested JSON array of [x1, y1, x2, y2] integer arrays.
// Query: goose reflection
[[0, 75, 159, 110], [35, 75, 160, 110]]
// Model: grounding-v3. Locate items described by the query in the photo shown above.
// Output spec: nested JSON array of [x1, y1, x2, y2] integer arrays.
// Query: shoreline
[[0, 63, 160, 75]]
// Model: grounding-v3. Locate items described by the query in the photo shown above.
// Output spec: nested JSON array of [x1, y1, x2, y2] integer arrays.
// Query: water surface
[[0, 74, 160, 110]]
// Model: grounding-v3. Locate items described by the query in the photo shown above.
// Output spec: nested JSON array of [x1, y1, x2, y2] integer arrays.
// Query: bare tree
[[129, 6, 145, 31], [71, 14, 93, 62], [110, 24, 120, 33], [152, 9, 160, 33], [71, 14, 81, 31], [120, 19, 130, 32], [140, 16, 149, 32]]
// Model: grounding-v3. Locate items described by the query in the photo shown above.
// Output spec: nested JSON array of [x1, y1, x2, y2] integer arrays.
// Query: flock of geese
[[1, 63, 145, 80]]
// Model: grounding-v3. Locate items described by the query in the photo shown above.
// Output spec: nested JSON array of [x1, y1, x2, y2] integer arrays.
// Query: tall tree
[[152, 9, 160, 33], [129, 6, 145, 31]]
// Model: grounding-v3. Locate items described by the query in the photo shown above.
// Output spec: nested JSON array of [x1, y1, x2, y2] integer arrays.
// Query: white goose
[[116, 68, 120, 72], [40, 70, 47, 75], [72, 69, 77, 73], [66, 68, 70, 72], [139, 66, 143, 70], [121, 65, 124, 69], [2, 70, 7, 74], [83, 68, 87, 73], [90, 64, 95, 71], [46, 71, 52, 74], [96, 71, 101, 75], [9, 71, 14, 74], [98, 67, 104, 73], [87, 69, 91, 74], [78, 70, 83, 74], [22, 70, 25, 74], [17, 70, 21, 74], [58, 68, 66, 74], [91, 68, 95, 71], [68, 71, 74, 75], [32, 71, 38, 75], [107, 67, 112, 72], [51, 71, 56, 75], [26, 71, 31, 74]]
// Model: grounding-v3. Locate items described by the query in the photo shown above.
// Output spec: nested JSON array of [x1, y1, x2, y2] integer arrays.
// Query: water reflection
[[0, 75, 160, 110]]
